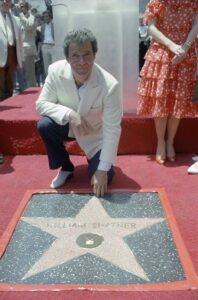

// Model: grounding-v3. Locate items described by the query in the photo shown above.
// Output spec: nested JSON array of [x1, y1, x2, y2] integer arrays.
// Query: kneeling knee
[[37, 117, 53, 135]]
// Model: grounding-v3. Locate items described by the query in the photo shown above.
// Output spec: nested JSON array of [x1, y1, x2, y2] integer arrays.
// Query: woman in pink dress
[[138, 0, 198, 164]]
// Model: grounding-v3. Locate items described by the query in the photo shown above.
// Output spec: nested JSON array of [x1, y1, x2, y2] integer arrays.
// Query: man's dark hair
[[63, 28, 98, 59], [42, 10, 52, 18]]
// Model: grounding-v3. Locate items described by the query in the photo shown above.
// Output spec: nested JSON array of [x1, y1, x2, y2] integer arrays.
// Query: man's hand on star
[[91, 170, 108, 197], [69, 110, 93, 136]]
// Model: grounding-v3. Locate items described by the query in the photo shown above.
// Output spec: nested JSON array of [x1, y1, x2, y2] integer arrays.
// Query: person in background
[[39, 10, 55, 78], [137, 0, 198, 164], [11, 1, 25, 94], [139, 13, 150, 72], [36, 29, 122, 197], [35, 13, 45, 87], [0, 0, 23, 100], [17, 0, 37, 88], [0, 0, 23, 164]]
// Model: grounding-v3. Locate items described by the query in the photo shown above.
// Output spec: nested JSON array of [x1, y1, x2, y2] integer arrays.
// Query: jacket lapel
[[58, 61, 80, 110], [78, 64, 101, 116], [8, 13, 16, 44], [0, 12, 7, 38]]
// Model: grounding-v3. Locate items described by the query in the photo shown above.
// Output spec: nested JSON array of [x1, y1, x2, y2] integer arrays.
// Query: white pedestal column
[[52, 0, 139, 113]]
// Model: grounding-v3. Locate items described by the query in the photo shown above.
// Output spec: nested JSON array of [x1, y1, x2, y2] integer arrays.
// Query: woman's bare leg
[[166, 116, 180, 161], [154, 117, 168, 164]]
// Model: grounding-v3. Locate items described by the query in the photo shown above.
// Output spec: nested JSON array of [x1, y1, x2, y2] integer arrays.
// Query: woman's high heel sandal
[[166, 143, 176, 162], [156, 142, 166, 164], [167, 156, 176, 162], [156, 155, 166, 164]]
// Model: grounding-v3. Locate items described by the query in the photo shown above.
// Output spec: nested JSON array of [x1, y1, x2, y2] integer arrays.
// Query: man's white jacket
[[36, 60, 122, 164], [0, 12, 23, 67]]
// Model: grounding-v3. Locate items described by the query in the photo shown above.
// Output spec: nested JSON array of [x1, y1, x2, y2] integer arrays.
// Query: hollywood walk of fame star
[[21, 196, 164, 281]]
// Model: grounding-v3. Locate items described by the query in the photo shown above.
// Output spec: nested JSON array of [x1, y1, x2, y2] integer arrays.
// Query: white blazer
[[0, 12, 23, 68], [36, 60, 122, 164]]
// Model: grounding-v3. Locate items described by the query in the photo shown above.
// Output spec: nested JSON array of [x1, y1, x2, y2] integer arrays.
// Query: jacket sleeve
[[99, 82, 122, 164], [35, 65, 73, 125]]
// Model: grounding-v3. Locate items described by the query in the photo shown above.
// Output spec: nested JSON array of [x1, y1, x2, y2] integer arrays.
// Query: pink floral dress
[[137, 0, 198, 118]]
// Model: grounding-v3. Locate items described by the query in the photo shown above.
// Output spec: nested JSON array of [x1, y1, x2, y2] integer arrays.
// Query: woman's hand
[[168, 43, 182, 55], [171, 44, 188, 65]]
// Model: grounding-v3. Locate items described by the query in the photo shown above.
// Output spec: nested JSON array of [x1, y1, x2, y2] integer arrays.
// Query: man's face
[[68, 41, 95, 83], [0, 0, 11, 14], [43, 13, 51, 24]]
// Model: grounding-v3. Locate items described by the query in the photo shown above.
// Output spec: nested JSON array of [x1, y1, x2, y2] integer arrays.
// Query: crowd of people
[[1, 0, 55, 98], [1, 0, 198, 195]]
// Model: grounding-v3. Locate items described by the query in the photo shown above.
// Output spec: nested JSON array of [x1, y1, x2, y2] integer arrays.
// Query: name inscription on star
[[46, 221, 137, 229]]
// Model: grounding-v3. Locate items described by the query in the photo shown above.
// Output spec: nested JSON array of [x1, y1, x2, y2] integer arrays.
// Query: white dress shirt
[[43, 23, 54, 44]]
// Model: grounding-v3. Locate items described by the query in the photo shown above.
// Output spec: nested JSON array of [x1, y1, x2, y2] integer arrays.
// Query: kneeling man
[[36, 28, 122, 197]]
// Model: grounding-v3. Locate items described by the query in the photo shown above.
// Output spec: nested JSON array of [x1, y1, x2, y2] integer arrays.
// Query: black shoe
[[0, 153, 4, 164]]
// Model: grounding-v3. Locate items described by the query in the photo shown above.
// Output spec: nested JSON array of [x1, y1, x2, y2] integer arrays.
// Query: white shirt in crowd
[[43, 23, 54, 44]]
